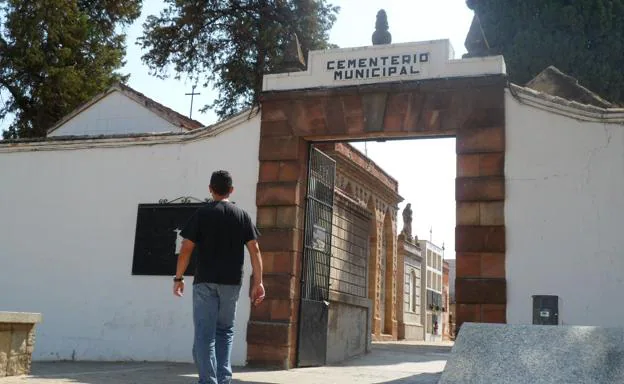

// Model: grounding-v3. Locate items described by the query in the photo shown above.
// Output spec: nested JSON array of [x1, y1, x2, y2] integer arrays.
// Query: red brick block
[[279, 161, 305, 182], [456, 253, 481, 277], [259, 161, 280, 182], [345, 115, 365, 135], [260, 252, 275, 274], [456, 226, 505, 253], [264, 273, 297, 300], [404, 93, 425, 131], [456, 177, 504, 201], [481, 253, 506, 278], [457, 202, 480, 225], [456, 303, 481, 326], [323, 97, 347, 135], [480, 201, 504, 226], [256, 207, 277, 228], [249, 299, 271, 321], [341, 94, 362, 115], [272, 252, 301, 275], [265, 252, 298, 275], [257, 228, 302, 253], [275, 206, 301, 229], [247, 321, 291, 346], [259, 136, 303, 161], [383, 114, 404, 132], [479, 153, 505, 176], [457, 154, 480, 177], [261, 102, 288, 122], [260, 120, 292, 137], [482, 304, 506, 323], [303, 98, 326, 121], [256, 182, 301, 206], [385, 93, 411, 115], [456, 125, 504, 154], [460, 106, 505, 132], [456, 277, 506, 304], [270, 299, 295, 322], [246, 343, 291, 369], [458, 153, 504, 178]]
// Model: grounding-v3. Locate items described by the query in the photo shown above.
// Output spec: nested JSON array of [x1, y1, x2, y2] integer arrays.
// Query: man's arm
[[173, 239, 195, 297], [246, 240, 265, 306]]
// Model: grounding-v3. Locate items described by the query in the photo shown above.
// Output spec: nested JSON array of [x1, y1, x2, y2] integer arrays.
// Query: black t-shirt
[[180, 201, 260, 285]]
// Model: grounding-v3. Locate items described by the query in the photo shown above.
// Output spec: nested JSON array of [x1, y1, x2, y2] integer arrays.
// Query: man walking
[[173, 170, 265, 384]]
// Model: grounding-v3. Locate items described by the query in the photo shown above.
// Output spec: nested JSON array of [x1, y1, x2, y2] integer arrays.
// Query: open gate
[[297, 147, 336, 367]]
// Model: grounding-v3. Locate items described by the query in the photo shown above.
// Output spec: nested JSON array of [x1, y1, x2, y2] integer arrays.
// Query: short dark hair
[[210, 170, 233, 196]]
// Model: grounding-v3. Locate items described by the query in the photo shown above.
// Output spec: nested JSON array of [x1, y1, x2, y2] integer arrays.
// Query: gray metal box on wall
[[532, 295, 559, 325]]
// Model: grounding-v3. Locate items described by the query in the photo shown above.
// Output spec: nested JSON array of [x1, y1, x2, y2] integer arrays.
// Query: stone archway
[[247, 75, 507, 368]]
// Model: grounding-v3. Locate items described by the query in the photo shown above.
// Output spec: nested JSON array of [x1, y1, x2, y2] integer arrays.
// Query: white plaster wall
[[48, 91, 184, 137], [0, 115, 260, 365], [505, 92, 624, 326]]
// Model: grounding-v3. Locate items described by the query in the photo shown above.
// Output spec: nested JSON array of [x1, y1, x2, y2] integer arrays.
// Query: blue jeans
[[192, 283, 241, 384]]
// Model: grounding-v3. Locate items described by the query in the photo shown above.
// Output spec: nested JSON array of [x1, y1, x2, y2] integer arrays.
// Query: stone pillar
[[0, 312, 42, 377], [455, 87, 507, 330], [247, 103, 308, 369]]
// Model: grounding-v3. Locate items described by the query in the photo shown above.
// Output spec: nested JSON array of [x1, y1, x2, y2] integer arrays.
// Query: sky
[[2, 1, 475, 258], [119, 0, 473, 126]]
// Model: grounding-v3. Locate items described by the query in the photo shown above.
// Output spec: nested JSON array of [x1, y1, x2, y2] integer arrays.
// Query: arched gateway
[[248, 39, 507, 368]]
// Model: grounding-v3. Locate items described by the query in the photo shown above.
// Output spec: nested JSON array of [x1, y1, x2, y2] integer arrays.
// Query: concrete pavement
[[1, 341, 452, 384]]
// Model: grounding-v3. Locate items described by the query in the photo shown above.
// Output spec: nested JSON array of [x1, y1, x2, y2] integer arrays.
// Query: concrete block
[[0, 313, 42, 324], [440, 323, 624, 384]]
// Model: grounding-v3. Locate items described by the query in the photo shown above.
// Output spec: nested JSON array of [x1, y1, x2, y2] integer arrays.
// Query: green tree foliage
[[139, 0, 339, 119], [468, 0, 624, 103], [0, 0, 141, 139]]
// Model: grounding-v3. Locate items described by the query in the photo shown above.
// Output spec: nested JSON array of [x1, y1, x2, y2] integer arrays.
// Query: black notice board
[[131, 203, 203, 276]]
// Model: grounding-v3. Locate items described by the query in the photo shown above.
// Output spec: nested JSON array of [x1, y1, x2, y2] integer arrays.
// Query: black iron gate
[[297, 147, 336, 367]]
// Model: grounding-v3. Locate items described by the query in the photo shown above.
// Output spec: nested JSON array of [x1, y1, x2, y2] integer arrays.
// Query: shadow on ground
[[334, 342, 452, 368], [379, 373, 442, 384], [14, 362, 274, 384], [6, 342, 450, 384]]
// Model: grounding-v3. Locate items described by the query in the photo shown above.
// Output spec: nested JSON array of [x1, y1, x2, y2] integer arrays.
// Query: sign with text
[[262, 39, 506, 92], [326, 52, 430, 81], [131, 203, 202, 276]]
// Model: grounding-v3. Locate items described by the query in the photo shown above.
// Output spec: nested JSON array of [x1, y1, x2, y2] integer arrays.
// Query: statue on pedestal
[[401, 203, 413, 242]]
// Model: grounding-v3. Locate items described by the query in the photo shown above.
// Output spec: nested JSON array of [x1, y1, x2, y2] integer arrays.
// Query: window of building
[[408, 271, 414, 312], [411, 271, 418, 312]]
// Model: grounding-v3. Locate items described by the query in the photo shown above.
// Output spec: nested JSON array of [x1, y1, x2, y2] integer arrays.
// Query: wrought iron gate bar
[[300, 148, 335, 303], [297, 147, 336, 367]]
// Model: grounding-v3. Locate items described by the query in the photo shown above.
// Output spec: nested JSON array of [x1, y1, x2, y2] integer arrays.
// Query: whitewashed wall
[[48, 91, 184, 137], [0, 115, 260, 365], [505, 91, 624, 326]]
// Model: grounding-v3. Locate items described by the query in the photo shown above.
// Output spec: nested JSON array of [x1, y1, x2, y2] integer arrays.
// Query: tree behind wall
[[0, 0, 142, 139], [139, 0, 339, 119], [467, 0, 624, 103]]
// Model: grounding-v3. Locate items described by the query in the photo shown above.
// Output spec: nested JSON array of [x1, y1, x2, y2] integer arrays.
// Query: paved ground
[[0, 341, 452, 384]]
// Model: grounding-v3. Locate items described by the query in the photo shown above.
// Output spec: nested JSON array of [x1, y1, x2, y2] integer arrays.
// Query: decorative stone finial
[[401, 203, 413, 242], [372, 9, 392, 45]]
